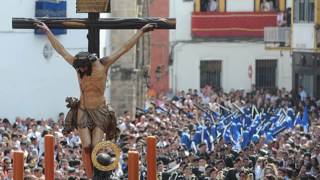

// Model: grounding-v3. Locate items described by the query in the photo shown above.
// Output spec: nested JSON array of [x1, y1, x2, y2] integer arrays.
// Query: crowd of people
[[0, 85, 320, 180]]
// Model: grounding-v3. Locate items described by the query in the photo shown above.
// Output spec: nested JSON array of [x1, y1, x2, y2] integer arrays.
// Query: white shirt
[[202, 96, 210, 104], [156, 140, 168, 148], [277, 12, 285, 26], [118, 122, 137, 133], [299, 90, 307, 102], [208, 0, 217, 12], [255, 166, 264, 180], [136, 122, 148, 129], [262, 1, 272, 12], [27, 131, 41, 140]]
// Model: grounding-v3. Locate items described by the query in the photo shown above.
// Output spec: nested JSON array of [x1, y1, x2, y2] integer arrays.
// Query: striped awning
[[192, 12, 277, 38]]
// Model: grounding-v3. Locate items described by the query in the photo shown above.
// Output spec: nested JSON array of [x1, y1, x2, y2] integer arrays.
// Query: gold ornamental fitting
[[91, 141, 121, 171]]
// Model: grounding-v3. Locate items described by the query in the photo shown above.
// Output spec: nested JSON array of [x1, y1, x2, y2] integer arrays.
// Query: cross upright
[[12, 0, 175, 57]]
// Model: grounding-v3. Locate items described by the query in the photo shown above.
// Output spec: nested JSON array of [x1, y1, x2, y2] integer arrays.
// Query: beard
[[77, 64, 93, 79]]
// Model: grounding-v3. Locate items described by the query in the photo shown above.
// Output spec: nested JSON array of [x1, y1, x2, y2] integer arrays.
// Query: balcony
[[191, 12, 277, 38], [264, 25, 320, 51], [264, 27, 291, 49]]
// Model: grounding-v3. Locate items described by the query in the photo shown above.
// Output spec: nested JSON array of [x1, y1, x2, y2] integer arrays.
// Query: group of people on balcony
[[200, 0, 218, 12], [199, 0, 282, 13]]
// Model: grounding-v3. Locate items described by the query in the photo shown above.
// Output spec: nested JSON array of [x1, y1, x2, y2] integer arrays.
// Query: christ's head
[[73, 51, 98, 78]]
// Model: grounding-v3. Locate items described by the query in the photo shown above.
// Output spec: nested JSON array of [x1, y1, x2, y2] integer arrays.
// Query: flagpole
[[294, 112, 300, 126], [215, 103, 232, 113], [251, 105, 255, 119], [254, 105, 259, 116], [232, 103, 245, 114]]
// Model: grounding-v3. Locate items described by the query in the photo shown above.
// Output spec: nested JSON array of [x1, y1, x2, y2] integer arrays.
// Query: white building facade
[[290, 0, 320, 98], [170, 0, 293, 93], [0, 0, 110, 120]]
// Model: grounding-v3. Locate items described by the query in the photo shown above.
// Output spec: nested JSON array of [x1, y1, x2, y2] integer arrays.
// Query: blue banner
[[35, 0, 67, 35]]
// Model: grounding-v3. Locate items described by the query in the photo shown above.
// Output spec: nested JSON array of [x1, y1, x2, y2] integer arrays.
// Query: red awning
[[192, 12, 277, 38]]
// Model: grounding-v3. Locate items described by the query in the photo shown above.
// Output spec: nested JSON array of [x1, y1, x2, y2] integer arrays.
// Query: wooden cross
[[12, 0, 175, 57]]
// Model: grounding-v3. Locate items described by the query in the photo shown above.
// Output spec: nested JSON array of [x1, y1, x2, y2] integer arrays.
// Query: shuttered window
[[200, 60, 222, 89], [255, 60, 277, 89]]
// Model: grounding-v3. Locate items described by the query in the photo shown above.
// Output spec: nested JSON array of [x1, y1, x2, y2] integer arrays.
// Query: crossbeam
[[12, 17, 176, 29], [12, 12, 175, 56]]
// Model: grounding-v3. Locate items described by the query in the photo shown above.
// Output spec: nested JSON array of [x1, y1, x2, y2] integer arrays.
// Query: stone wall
[[110, 0, 150, 115]]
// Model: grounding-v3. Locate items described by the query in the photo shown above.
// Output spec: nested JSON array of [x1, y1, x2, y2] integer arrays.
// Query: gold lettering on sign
[[76, 0, 110, 13]]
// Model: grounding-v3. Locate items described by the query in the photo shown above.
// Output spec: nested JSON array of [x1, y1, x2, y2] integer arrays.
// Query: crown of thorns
[[73, 52, 97, 68]]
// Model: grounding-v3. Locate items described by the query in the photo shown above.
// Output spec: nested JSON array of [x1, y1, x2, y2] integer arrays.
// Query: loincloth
[[78, 105, 118, 140], [63, 97, 79, 134], [64, 97, 118, 140]]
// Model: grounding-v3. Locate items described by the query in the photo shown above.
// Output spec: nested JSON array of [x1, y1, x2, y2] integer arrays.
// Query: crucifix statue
[[12, 0, 175, 179]]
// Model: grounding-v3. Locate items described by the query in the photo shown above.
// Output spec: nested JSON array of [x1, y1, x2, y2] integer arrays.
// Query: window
[[200, 60, 222, 89], [294, 0, 314, 23], [255, 60, 277, 89]]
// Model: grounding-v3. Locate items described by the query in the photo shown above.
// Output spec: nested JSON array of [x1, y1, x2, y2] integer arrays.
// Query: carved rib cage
[[76, 0, 110, 13]]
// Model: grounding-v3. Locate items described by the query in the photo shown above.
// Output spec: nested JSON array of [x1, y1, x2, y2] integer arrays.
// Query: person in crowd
[[201, 0, 209, 12], [207, 0, 218, 12], [261, 0, 274, 12]]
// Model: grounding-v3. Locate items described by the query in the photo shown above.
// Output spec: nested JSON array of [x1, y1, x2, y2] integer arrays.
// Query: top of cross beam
[[12, 17, 176, 30]]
